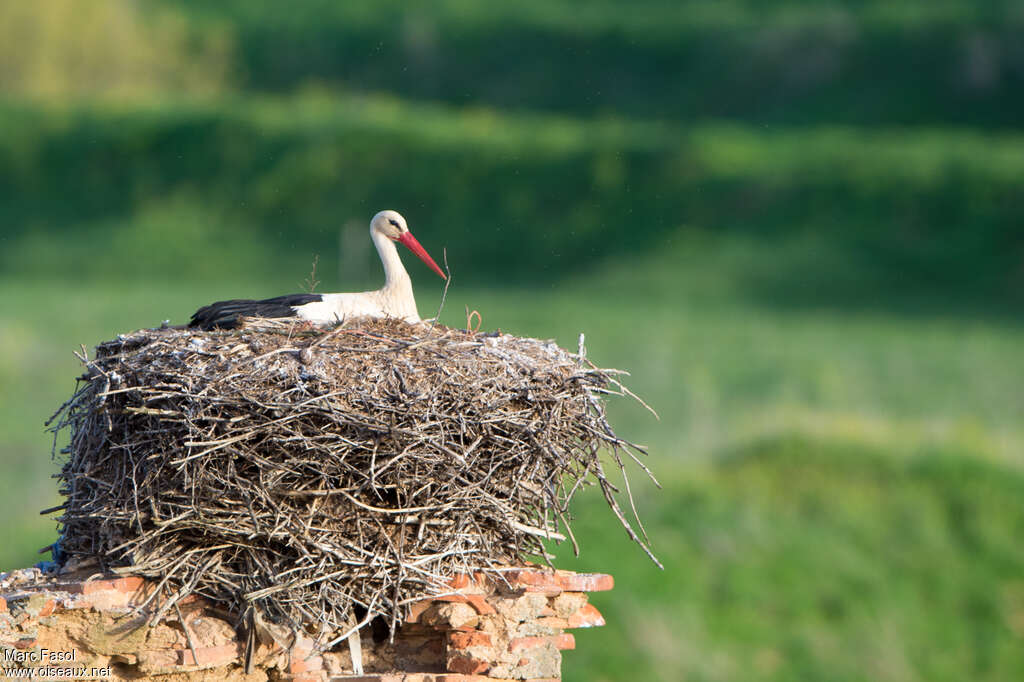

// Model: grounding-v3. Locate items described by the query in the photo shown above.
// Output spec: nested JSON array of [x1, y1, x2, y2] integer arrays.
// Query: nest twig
[[47, 317, 659, 646]]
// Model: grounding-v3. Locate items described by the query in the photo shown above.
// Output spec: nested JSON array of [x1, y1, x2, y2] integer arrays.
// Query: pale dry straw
[[47, 317, 659, 645]]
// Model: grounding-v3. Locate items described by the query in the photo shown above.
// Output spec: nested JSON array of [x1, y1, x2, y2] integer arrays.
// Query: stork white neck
[[372, 225, 411, 290]]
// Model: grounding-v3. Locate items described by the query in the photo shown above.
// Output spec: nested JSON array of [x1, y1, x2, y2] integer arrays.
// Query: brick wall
[[0, 566, 611, 681]]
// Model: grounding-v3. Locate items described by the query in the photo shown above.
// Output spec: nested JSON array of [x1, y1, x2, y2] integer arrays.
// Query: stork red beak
[[398, 232, 447, 280]]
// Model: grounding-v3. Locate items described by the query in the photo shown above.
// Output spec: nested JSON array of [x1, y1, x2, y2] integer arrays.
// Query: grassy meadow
[[3, 239, 1023, 680], [1, 0, 1023, 680]]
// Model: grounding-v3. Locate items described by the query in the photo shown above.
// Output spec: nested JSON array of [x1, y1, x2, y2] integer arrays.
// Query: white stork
[[189, 210, 446, 330]]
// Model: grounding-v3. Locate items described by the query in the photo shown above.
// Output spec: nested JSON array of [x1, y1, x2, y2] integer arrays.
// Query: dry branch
[[48, 317, 658, 647]]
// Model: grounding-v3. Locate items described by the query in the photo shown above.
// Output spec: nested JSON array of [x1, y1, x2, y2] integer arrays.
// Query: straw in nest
[[47, 317, 659, 647]]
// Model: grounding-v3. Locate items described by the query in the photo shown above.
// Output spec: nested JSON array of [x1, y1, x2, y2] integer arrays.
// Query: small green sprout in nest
[[47, 317, 659, 646]]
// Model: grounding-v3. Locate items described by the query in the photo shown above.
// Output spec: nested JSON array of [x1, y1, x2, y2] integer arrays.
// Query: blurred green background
[[1, 1, 1023, 680]]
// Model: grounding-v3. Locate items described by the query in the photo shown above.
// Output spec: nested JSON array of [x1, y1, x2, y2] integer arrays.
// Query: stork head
[[371, 210, 447, 280]]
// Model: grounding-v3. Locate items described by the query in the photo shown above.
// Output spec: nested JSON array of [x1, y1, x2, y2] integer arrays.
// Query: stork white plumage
[[189, 210, 446, 330]]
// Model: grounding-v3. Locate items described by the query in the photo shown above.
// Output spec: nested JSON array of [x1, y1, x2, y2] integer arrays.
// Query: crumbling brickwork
[[0, 566, 610, 681]]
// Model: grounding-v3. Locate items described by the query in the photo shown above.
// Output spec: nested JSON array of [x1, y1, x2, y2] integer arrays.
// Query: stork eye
[[388, 218, 400, 228]]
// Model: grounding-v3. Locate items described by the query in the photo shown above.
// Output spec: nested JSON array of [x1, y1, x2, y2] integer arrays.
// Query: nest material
[[48, 317, 658, 643]]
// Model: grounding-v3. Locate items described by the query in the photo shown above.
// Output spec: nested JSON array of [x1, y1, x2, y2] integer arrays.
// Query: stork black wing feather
[[189, 294, 323, 330]]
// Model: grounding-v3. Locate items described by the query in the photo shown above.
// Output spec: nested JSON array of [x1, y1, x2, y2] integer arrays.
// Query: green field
[[2, 0, 1023, 679], [3, 246, 1023, 679]]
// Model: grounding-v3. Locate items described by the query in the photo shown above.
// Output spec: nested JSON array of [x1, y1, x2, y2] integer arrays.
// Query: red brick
[[507, 634, 575, 652], [567, 603, 605, 628], [462, 594, 495, 616], [0, 597, 6, 613], [289, 637, 324, 676], [499, 569, 614, 594], [432, 594, 496, 616], [289, 653, 324, 675], [342, 671, 552, 675], [448, 631, 492, 649], [37, 598, 56, 617], [533, 616, 570, 629], [446, 573, 487, 591], [348, 671, 520, 675], [500, 570, 562, 595], [344, 671, 432, 675], [177, 643, 240, 667], [60, 576, 145, 596], [554, 633, 575, 650], [447, 574, 472, 590], [448, 655, 490, 675], [555, 571, 613, 593], [79, 588, 141, 611]]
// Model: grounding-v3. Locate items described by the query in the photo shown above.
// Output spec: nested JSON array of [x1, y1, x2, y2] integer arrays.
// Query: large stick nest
[[48, 318, 658, 643]]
